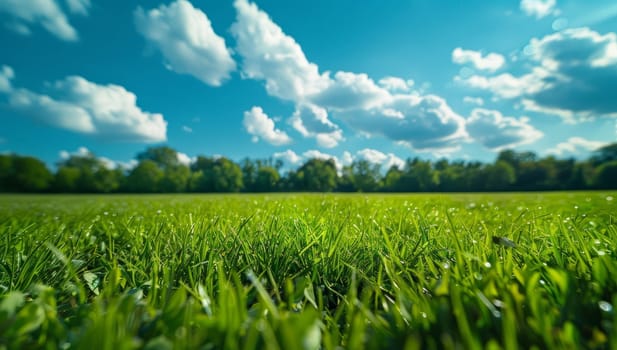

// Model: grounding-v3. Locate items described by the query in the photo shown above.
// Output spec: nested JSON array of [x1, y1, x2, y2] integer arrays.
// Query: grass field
[[1, 192, 616, 349]]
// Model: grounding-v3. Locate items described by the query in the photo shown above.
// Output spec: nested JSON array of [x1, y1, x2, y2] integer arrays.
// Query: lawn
[[1, 192, 616, 349]]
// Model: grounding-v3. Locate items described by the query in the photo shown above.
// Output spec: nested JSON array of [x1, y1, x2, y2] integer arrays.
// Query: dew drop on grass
[[483, 262, 492, 268], [443, 262, 450, 269], [421, 312, 427, 319], [599, 301, 613, 312], [607, 196, 614, 201], [539, 279, 546, 285]]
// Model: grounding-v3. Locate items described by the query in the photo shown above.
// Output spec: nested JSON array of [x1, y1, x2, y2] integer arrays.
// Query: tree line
[[1, 144, 617, 193]]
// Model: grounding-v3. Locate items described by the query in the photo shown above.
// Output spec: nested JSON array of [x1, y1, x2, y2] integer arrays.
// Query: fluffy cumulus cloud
[[452, 48, 505, 72], [0, 0, 90, 41], [312, 71, 391, 111], [520, 0, 557, 19], [463, 96, 484, 106], [460, 28, 617, 122], [231, 0, 329, 102], [289, 104, 343, 148], [135, 0, 236, 86], [545, 137, 607, 157], [356, 148, 405, 170], [243, 106, 292, 145], [59, 146, 90, 160], [338, 94, 467, 152], [1, 68, 167, 142], [378, 77, 414, 92], [176, 151, 194, 166], [466, 109, 543, 151], [273, 149, 302, 165], [231, 0, 468, 152], [458, 72, 544, 99]]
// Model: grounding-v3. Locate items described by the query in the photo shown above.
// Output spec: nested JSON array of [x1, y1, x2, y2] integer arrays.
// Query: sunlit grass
[[1, 192, 616, 349]]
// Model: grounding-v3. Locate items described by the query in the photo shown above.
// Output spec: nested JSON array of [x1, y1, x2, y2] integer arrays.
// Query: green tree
[[54, 151, 120, 193], [591, 142, 617, 165], [291, 158, 338, 192], [435, 160, 467, 192], [350, 160, 381, 192], [10, 155, 53, 192], [398, 158, 438, 192], [241, 158, 258, 191], [483, 161, 516, 191], [137, 146, 180, 170], [125, 160, 163, 192], [593, 161, 617, 189], [382, 166, 403, 192], [53, 166, 81, 192], [158, 165, 191, 192], [0, 154, 13, 192], [253, 166, 280, 192], [93, 167, 123, 193], [191, 156, 243, 192]]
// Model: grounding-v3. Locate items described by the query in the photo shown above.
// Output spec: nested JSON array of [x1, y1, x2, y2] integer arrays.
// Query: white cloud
[[452, 48, 505, 72], [339, 94, 468, 151], [463, 96, 484, 106], [243, 106, 292, 145], [58, 147, 122, 169], [231, 0, 329, 102], [135, 0, 236, 86], [341, 151, 353, 166], [289, 104, 343, 148], [356, 148, 405, 170], [273, 149, 302, 165], [9, 88, 96, 133], [59, 146, 90, 160], [0, 65, 15, 93], [3, 71, 167, 142], [65, 0, 90, 16], [231, 0, 469, 153], [460, 28, 617, 122], [182, 125, 193, 133], [457, 71, 544, 99], [0, 0, 81, 41], [176, 151, 194, 166], [312, 71, 390, 111], [98, 157, 117, 170], [466, 108, 543, 151], [520, 0, 557, 19], [545, 137, 607, 157], [378, 76, 414, 92]]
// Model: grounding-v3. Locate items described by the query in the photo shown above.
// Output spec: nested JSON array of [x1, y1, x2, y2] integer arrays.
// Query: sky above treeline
[[1, 0, 616, 170]]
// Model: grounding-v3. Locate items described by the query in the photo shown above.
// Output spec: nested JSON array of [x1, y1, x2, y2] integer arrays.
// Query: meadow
[[1, 192, 616, 349]]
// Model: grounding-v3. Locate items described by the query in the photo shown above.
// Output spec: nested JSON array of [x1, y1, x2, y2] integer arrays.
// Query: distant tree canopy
[[2, 143, 617, 193]]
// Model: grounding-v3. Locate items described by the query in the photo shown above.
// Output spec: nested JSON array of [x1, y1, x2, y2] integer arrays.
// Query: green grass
[[1, 192, 616, 349]]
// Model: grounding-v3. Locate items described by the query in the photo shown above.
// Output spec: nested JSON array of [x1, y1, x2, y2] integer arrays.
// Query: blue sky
[[1, 0, 616, 170]]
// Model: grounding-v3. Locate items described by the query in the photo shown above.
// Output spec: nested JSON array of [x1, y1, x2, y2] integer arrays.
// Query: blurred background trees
[[2, 143, 617, 193]]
